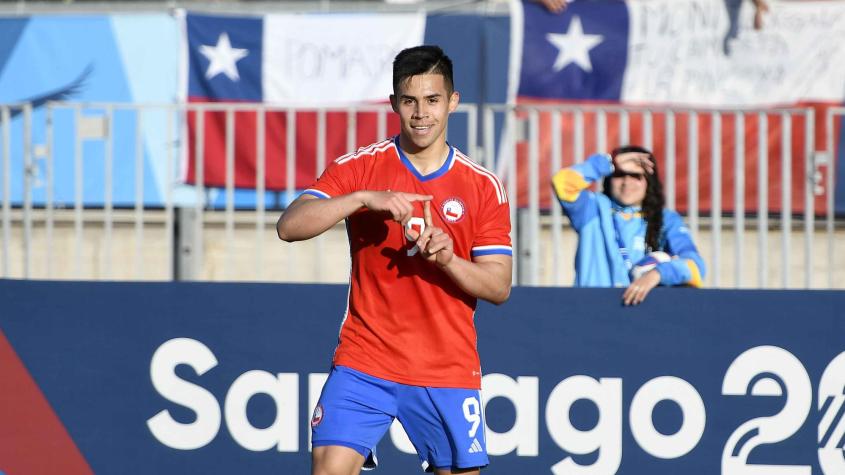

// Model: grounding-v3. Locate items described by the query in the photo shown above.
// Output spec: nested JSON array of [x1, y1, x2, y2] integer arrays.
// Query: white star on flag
[[199, 32, 249, 81], [545, 16, 604, 72]]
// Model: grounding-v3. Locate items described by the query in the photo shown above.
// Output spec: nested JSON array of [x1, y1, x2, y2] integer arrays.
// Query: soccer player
[[276, 45, 513, 475]]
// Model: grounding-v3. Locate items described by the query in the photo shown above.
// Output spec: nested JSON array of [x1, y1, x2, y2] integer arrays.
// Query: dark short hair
[[392, 45, 454, 94]]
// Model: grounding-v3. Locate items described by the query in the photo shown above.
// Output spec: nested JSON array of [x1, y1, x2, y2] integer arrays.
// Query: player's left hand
[[416, 201, 454, 268], [622, 269, 660, 306]]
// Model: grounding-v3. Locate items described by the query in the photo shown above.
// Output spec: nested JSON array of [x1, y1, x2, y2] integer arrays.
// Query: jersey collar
[[393, 136, 455, 182]]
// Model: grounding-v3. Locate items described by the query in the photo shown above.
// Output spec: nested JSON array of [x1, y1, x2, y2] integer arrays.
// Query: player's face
[[609, 152, 649, 207], [391, 73, 459, 154]]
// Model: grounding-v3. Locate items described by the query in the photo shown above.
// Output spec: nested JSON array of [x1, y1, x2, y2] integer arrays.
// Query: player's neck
[[400, 138, 451, 176]]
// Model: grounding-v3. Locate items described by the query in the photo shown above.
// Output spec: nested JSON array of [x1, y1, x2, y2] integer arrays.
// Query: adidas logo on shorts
[[468, 438, 483, 454]]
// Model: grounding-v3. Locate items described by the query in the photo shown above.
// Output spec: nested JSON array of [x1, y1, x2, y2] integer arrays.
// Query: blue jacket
[[552, 153, 706, 288]]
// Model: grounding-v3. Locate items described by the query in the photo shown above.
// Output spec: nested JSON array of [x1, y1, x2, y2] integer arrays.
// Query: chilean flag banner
[[181, 12, 425, 191], [514, 0, 845, 214]]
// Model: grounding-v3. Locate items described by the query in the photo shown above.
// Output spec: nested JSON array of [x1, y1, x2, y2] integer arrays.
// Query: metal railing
[[1, 101, 843, 288]]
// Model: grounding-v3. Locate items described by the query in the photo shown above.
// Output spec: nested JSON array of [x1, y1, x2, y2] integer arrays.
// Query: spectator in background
[[551, 146, 706, 305], [535, 0, 573, 14], [751, 0, 770, 29], [724, 0, 770, 53]]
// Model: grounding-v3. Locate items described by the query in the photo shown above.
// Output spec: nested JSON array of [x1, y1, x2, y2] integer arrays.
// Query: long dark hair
[[602, 145, 665, 252]]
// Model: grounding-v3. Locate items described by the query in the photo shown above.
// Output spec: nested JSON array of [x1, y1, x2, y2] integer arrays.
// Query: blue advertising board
[[0, 280, 843, 474]]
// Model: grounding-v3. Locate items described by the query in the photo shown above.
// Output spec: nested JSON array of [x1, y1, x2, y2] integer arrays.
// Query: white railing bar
[[286, 108, 296, 206], [826, 110, 836, 288], [507, 108, 518, 285], [255, 106, 266, 281], [45, 105, 55, 278], [194, 107, 206, 281], [22, 104, 32, 278], [596, 110, 607, 193], [347, 108, 356, 154], [758, 112, 768, 287], [688, 111, 699, 238], [527, 110, 540, 285], [500, 103, 812, 114], [483, 107, 495, 170], [316, 108, 327, 283], [642, 110, 653, 152], [596, 109, 607, 154], [104, 105, 114, 279], [74, 105, 84, 278], [619, 109, 629, 145], [734, 112, 745, 287], [710, 112, 721, 287], [225, 107, 235, 281], [134, 107, 145, 280], [285, 108, 296, 281], [467, 106, 478, 162], [665, 111, 676, 211], [781, 113, 791, 289], [165, 106, 175, 280], [1, 107, 10, 278], [574, 109, 584, 163], [803, 110, 814, 289], [377, 108, 387, 148], [550, 111, 563, 286]]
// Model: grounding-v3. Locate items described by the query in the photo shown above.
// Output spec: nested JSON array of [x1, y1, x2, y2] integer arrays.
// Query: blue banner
[[0, 280, 843, 474]]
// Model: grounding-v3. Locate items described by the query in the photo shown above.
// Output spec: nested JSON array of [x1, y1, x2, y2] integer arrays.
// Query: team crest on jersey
[[311, 404, 324, 428], [442, 198, 466, 223]]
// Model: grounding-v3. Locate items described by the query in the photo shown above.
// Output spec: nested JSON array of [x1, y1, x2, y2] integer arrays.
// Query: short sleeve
[[471, 185, 513, 258], [302, 155, 360, 200]]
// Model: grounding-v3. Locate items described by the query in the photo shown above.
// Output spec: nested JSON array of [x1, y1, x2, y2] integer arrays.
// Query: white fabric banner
[[263, 13, 426, 105], [623, 0, 845, 106]]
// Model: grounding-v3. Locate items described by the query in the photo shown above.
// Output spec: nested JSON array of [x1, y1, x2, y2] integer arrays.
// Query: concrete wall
[[3, 209, 844, 288]]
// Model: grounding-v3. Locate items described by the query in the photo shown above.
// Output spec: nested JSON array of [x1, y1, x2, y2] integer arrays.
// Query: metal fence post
[[175, 206, 199, 281]]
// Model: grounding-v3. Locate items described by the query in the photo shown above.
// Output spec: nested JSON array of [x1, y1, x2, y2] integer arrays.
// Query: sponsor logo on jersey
[[468, 437, 483, 454], [442, 198, 466, 223], [311, 403, 324, 428]]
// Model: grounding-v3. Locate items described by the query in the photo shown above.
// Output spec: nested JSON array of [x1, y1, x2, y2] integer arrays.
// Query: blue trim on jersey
[[394, 136, 455, 182], [471, 248, 513, 257], [302, 189, 330, 199]]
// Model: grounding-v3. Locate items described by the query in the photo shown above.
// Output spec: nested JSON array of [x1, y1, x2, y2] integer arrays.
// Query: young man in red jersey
[[277, 45, 512, 475]]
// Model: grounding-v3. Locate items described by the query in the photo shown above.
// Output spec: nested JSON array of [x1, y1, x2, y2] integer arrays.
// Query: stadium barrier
[[1, 279, 843, 474], [1, 102, 844, 287]]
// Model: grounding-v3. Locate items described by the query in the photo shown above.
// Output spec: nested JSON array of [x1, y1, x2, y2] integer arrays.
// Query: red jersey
[[303, 137, 512, 389]]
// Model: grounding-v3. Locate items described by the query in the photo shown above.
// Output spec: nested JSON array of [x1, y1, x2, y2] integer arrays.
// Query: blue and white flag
[[182, 12, 425, 190], [512, 0, 845, 214]]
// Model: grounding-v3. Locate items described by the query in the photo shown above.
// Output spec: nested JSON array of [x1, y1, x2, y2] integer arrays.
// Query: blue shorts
[[311, 366, 489, 472]]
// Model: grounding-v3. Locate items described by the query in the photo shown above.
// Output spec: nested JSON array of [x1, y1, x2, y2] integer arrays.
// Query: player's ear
[[448, 90, 460, 113], [390, 94, 399, 113]]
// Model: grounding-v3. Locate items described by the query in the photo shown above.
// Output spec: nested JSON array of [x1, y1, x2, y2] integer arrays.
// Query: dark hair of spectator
[[603, 145, 665, 252], [393, 45, 454, 95]]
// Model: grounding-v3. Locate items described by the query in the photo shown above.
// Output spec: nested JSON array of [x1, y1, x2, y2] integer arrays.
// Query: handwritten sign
[[263, 14, 425, 106], [623, 0, 845, 106]]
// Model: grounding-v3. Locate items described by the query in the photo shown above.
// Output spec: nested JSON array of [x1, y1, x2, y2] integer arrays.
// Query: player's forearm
[[439, 257, 512, 305], [276, 192, 364, 242]]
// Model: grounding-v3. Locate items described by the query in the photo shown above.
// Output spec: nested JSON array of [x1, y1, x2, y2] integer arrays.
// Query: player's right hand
[[360, 191, 433, 226]]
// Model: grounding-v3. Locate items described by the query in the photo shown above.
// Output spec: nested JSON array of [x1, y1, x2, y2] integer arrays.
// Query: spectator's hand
[[622, 269, 661, 306], [615, 152, 655, 176], [536, 0, 569, 14], [361, 191, 432, 227], [416, 201, 454, 268], [752, 0, 769, 30]]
